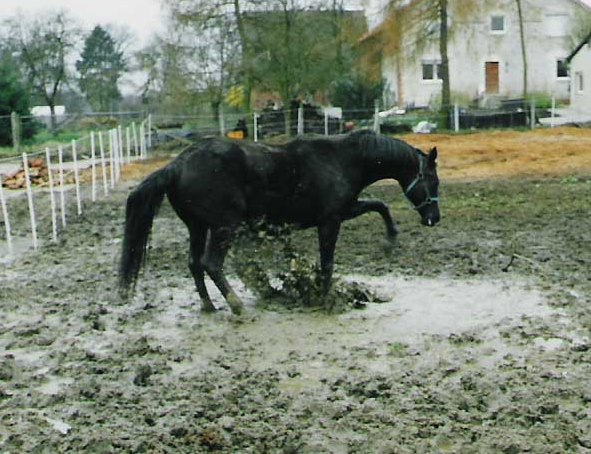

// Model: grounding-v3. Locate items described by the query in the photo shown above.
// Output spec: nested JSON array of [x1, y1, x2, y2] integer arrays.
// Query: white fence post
[[58, 146, 66, 227], [373, 103, 380, 133], [132, 122, 139, 157], [22, 153, 38, 250], [550, 96, 556, 129], [98, 131, 108, 195], [454, 103, 460, 133], [72, 140, 82, 216], [219, 106, 225, 137], [113, 129, 121, 183], [118, 125, 124, 174], [530, 99, 536, 129], [140, 123, 146, 159], [148, 113, 152, 148], [297, 105, 304, 135], [253, 113, 259, 142], [91, 132, 97, 202], [324, 110, 329, 136], [0, 181, 13, 254], [45, 148, 58, 242], [126, 127, 131, 163], [109, 129, 115, 188]]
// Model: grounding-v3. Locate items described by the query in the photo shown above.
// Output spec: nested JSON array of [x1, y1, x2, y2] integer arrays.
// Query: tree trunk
[[395, 53, 404, 107], [49, 104, 58, 135], [438, 0, 451, 121], [282, 3, 293, 136], [332, 0, 344, 74], [233, 0, 252, 112], [438, 0, 451, 106], [281, 89, 291, 136], [516, 0, 528, 98]]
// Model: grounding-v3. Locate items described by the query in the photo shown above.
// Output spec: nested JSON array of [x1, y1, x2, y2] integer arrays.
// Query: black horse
[[119, 130, 440, 315]]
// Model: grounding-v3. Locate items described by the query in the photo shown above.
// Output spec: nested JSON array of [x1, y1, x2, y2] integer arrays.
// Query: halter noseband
[[404, 157, 439, 210]]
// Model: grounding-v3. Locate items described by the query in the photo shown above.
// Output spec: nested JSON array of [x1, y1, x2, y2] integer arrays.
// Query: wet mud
[[1, 173, 590, 453]]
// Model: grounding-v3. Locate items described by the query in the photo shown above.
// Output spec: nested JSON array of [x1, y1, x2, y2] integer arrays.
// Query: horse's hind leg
[[202, 226, 244, 315], [189, 224, 217, 313]]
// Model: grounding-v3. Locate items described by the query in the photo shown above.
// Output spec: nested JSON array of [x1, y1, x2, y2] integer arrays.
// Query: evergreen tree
[[0, 54, 37, 146], [76, 26, 126, 112]]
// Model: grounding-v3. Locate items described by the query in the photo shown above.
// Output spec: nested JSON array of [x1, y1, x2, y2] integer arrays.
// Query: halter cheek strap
[[404, 158, 439, 210]]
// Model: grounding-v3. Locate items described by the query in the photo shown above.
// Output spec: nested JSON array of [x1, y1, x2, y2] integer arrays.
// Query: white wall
[[569, 42, 591, 111], [379, 0, 587, 108]]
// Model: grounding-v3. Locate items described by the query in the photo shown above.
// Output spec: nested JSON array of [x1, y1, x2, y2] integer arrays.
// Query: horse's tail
[[119, 166, 172, 295]]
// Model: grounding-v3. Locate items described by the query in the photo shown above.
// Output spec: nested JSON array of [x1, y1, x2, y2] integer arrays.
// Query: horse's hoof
[[226, 293, 244, 316], [201, 302, 217, 313], [383, 234, 398, 253]]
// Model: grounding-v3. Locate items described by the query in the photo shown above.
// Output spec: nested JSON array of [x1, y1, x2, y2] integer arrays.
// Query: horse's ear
[[428, 147, 438, 164]]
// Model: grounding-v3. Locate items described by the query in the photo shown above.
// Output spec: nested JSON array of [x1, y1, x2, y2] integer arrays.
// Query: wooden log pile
[[2, 159, 49, 190]]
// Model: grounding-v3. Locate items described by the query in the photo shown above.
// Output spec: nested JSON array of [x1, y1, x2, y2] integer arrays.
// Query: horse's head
[[404, 147, 440, 227]]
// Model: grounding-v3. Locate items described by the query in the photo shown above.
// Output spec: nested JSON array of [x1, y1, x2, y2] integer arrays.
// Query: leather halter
[[404, 157, 439, 210]]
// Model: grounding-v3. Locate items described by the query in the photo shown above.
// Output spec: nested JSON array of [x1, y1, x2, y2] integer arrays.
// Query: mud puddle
[[130, 275, 556, 391]]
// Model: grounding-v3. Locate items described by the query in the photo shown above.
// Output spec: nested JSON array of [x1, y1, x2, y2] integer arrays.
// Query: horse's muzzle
[[421, 214, 440, 227]]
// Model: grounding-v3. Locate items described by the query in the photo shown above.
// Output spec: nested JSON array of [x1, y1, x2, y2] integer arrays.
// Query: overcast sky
[[0, 0, 165, 48]]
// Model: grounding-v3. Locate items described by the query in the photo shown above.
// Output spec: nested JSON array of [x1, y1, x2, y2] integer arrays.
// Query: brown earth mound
[[403, 127, 591, 180], [118, 127, 591, 183]]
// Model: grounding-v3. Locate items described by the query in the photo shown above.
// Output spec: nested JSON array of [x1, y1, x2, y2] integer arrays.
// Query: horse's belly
[[248, 195, 319, 227]]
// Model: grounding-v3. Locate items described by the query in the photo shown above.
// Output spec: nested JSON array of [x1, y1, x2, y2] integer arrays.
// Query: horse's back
[[166, 135, 361, 228]]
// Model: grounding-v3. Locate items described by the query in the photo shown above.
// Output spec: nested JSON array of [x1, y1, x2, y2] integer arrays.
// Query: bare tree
[[515, 0, 528, 98], [3, 11, 80, 133], [374, 0, 482, 114], [166, 0, 253, 110], [152, 0, 365, 131], [153, 0, 244, 120]]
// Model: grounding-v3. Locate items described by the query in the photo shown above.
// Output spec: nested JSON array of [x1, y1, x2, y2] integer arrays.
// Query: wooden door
[[485, 62, 499, 94]]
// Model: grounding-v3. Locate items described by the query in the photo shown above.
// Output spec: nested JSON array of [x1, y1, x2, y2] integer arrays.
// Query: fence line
[[0, 118, 152, 259]]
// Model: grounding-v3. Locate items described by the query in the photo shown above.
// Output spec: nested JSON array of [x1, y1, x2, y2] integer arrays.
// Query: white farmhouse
[[567, 31, 591, 113], [366, 0, 591, 109]]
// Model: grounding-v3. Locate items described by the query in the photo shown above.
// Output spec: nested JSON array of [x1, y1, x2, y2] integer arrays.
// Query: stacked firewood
[[2, 159, 49, 190]]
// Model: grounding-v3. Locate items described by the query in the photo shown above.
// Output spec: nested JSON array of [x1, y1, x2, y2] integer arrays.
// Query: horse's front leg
[[317, 218, 341, 293], [342, 199, 398, 242]]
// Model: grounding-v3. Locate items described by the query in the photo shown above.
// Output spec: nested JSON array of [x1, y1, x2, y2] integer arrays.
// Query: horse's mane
[[346, 129, 425, 163]]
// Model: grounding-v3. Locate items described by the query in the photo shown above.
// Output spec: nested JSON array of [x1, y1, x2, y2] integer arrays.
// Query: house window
[[422, 61, 442, 81], [545, 14, 568, 37], [576, 71, 584, 93], [556, 59, 569, 78], [490, 15, 505, 33]]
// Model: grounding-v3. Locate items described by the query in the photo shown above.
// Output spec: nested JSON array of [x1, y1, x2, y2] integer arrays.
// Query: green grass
[[0, 129, 94, 159]]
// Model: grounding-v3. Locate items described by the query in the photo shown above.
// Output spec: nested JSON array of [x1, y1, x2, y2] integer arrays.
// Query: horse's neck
[[361, 140, 419, 187]]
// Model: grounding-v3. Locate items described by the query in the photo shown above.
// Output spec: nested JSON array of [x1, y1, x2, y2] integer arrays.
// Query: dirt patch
[[1, 130, 590, 452], [116, 128, 591, 184], [403, 127, 591, 181]]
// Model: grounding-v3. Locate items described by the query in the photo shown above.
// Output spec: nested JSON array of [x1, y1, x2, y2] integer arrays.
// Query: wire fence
[[149, 100, 550, 145], [0, 116, 151, 260]]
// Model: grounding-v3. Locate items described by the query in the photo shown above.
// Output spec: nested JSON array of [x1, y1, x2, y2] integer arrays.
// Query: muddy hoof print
[[133, 364, 153, 387]]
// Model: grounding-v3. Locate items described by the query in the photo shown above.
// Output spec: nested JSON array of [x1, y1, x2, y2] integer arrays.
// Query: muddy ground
[[1, 130, 591, 453]]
